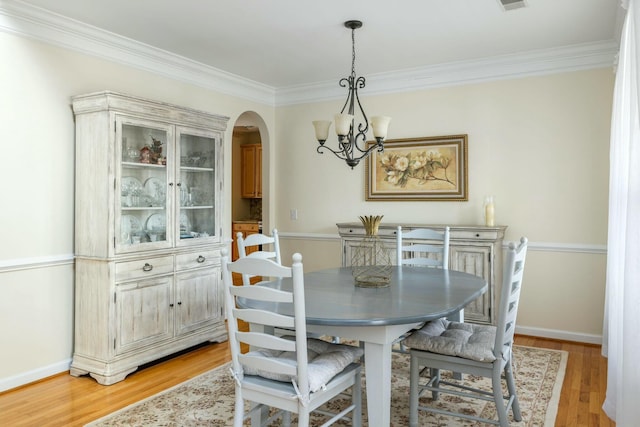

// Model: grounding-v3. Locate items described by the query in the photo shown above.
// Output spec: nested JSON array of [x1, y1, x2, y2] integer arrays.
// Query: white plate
[[121, 176, 143, 194], [144, 177, 165, 204], [145, 213, 166, 232]]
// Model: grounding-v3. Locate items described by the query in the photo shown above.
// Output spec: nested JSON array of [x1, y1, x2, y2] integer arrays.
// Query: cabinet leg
[[69, 367, 89, 377], [89, 368, 138, 385]]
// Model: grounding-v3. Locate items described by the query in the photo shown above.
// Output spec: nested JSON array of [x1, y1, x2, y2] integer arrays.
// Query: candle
[[484, 196, 495, 227]]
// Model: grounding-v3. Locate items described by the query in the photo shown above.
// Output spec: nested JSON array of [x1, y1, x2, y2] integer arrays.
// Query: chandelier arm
[[356, 139, 385, 160], [352, 129, 370, 154], [316, 144, 350, 161], [353, 78, 369, 136]]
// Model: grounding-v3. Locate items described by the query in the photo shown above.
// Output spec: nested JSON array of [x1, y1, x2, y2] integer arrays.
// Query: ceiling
[[10, 0, 624, 91]]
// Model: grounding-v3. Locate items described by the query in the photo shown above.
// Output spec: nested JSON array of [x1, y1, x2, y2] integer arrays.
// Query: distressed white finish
[[338, 223, 506, 325], [70, 92, 229, 385]]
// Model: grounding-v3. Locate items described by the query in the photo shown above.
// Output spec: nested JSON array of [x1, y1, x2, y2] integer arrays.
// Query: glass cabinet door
[[116, 117, 173, 253], [176, 127, 218, 245]]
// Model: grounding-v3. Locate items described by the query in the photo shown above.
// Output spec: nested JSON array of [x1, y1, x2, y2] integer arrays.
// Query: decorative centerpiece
[[351, 215, 392, 287]]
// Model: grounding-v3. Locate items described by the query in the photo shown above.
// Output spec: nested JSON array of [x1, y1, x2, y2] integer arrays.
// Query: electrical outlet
[[290, 209, 298, 220]]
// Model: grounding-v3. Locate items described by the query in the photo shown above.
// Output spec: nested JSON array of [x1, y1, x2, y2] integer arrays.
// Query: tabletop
[[239, 266, 488, 326]]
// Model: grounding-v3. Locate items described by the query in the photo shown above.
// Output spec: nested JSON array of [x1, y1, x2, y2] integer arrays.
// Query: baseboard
[[516, 325, 602, 345], [0, 359, 71, 393]]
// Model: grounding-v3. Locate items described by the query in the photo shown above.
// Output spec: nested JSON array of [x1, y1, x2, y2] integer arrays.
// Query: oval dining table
[[238, 265, 487, 427]]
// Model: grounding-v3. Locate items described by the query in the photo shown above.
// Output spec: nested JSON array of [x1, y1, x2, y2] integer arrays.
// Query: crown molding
[[0, 0, 276, 105], [1, 0, 619, 108], [275, 40, 619, 106]]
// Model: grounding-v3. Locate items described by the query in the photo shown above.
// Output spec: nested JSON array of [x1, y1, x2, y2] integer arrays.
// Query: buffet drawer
[[176, 249, 220, 271], [115, 255, 174, 282]]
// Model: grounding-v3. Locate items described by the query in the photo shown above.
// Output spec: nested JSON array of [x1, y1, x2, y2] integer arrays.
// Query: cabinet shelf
[[122, 162, 167, 169], [121, 206, 165, 211], [181, 205, 214, 210], [181, 166, 214, 172]]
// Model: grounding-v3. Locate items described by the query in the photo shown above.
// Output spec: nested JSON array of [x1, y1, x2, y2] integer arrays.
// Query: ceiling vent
[[498, 0, 527, 11]]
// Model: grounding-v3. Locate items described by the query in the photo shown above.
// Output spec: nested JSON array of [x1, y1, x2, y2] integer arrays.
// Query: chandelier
[[312, 20, 391, 169]]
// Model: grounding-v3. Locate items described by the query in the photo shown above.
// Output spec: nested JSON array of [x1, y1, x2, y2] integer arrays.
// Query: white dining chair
[[236, 228, 281, 286], [394, 225, 451, 353], [222, 249, 363, 427], [237, 228, 328, 340], [402, 237, 528, 427], [396, 225, 449, 268]]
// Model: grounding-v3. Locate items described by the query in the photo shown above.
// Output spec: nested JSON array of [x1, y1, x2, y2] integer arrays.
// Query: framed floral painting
[[365, 135, 468, 201]]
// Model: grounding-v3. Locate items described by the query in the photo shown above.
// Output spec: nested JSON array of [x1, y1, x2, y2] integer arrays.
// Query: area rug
[[86, 345, 567, 426]]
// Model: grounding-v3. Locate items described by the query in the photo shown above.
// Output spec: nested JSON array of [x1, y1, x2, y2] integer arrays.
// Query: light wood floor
[[0, 335, 614, 427]]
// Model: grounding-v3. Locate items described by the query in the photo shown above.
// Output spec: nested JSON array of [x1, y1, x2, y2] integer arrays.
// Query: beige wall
[[0, 29, 614, 390], [275, 68, 613, 342]]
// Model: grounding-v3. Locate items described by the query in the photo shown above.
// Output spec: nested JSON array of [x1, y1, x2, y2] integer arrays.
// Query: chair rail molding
[[0, 254, 75, 273], [278, 231, 607, 255]]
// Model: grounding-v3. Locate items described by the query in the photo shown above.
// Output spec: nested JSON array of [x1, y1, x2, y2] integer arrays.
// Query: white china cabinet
[[337, 223, 507, 325], [71, 92, 228, 385]]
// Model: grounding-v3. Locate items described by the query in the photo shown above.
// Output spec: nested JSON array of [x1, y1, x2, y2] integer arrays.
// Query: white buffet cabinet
[[71, 92, 229, 384], [337, 223, 507, 325]]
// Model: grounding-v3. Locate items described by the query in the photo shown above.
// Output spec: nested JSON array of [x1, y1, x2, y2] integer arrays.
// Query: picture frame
[[365, 134, 468, 201]]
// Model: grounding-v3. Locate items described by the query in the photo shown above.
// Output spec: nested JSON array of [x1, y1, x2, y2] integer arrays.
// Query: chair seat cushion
[[402, 318, 497, 362], [242, 338, 363, 392]]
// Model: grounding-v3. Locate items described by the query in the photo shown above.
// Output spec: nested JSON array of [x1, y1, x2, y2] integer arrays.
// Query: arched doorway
[[230, 112, 269, 265]]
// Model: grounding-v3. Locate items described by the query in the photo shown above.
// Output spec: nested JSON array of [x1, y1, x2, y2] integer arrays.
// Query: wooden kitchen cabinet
[[337, 222, 507, 325], [241, 143, 262, 198], [231, 221, 261, 285], [231, 221, 260, 260]]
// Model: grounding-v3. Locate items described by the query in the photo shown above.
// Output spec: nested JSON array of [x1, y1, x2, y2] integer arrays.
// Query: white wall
[[0, 31, 275, 391], [275, 68, 613, 343]]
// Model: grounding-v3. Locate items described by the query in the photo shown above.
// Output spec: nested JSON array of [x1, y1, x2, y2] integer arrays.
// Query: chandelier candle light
[[312, 20, 391, 169]]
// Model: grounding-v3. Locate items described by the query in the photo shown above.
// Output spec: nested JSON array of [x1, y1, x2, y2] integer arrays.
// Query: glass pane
[[119, 123, 169, 248], [179, 132, 216, 241]]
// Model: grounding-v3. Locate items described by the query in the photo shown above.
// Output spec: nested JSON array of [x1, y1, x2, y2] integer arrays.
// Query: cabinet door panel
[[450, 245, 492, 324], [116, 117, 174, 254], [241, 145, 257, 198], [176, 127, 221, 245], [241, 144, 261, 198], [256, 145, 262, 198], [116, 276, 173, 354], [175, 267, 222, 335]]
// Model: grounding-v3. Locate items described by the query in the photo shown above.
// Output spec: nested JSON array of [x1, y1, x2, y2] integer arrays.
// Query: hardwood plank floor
[[0, 336, 614, 426]]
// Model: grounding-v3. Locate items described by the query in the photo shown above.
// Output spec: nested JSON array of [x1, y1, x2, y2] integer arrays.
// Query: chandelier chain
[[351, 27, 356, 79]]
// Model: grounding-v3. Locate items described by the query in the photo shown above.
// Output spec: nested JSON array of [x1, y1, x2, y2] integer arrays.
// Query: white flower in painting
[[426, 150, 442, 162], [394, 156, 409, 172], [379, 154, 392, 167], [412, 153, 428, 170], [386, 170, 401, 185]]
